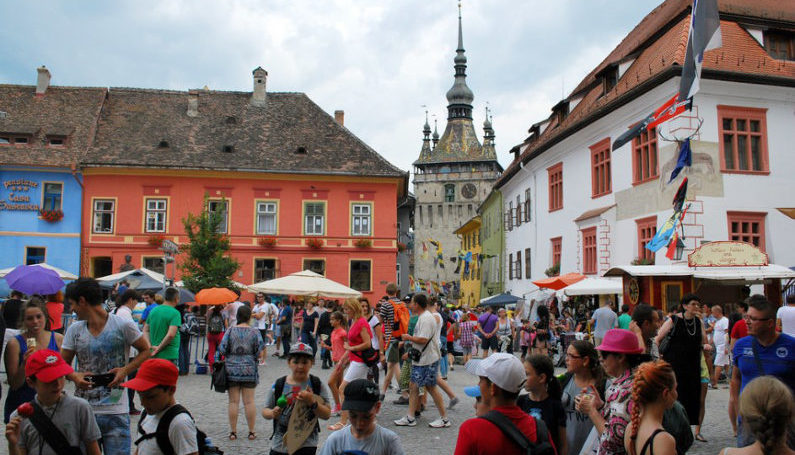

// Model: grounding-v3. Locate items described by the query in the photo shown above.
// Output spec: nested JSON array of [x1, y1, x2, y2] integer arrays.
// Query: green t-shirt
[[618, 313, 632, 330], [147, 304, 181, 360]]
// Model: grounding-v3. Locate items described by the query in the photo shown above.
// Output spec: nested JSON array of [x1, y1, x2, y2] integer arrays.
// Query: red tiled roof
[[496, 0, 795, 188]]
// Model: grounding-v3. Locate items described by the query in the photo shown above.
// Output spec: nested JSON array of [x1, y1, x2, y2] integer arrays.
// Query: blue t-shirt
[[732, 333, 795, 393], [279, 306, 292, 325], [141, 303, 159, 322]]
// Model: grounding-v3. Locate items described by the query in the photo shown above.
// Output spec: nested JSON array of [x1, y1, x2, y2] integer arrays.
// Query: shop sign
[[688, 241, 768, 267], [0, 179, 40, 211]]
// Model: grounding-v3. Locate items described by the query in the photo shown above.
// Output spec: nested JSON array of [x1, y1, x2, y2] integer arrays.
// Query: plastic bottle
[[276, 395, 288, 407]]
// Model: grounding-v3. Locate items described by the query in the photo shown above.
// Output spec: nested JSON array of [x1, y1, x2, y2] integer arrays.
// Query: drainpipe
[[70, 163, 83, 189]]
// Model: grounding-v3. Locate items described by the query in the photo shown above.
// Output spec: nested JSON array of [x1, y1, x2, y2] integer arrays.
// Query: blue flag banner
[[668, 138, 693, 183], [646, 212, 679, 252]]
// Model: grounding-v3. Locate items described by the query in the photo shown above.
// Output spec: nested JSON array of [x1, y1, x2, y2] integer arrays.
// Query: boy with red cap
[[123, 359, 199, 455], [4, 349, 101, 455]]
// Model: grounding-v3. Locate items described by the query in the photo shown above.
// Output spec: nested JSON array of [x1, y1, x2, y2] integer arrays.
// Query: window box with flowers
[[631, 257, 655, 265], [354, 238, 372, 248], [258, 237, 277, 248], [544, 263, 560, 277], [147, 234, 166, 247], [39, 209, 64, 223], [306, 238, 323, 249], [397, 241, 407, 252]]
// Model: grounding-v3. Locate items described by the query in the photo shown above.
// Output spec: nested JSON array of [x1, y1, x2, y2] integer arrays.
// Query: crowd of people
[[0, 277, 794, 455]]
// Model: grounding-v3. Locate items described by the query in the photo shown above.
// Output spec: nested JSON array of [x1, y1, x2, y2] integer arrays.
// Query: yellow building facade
[[454, 216, 481, 307]]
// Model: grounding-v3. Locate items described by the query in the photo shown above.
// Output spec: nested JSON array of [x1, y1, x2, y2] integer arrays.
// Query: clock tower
[[412, 6, 502, 291]]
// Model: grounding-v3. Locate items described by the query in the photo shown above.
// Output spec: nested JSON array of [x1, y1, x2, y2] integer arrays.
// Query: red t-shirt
[[454, 405, 555, 455], [46, 302, 64, 330], [347, 317, 372, 363], [731, 318, 748, 340]]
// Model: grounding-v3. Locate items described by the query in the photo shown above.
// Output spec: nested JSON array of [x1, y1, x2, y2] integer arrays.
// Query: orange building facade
[[81, 168, 403, 301]]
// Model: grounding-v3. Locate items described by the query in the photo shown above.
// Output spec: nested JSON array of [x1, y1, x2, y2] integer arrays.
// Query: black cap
[[341, 379, 379, 412], [402, 295, 411, 302]]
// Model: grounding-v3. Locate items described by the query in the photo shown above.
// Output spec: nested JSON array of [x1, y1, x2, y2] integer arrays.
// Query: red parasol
[[532, 272, 586, 291]]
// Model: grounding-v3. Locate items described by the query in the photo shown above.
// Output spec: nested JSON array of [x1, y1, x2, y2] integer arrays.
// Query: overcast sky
[[1, 0, 662, 178]]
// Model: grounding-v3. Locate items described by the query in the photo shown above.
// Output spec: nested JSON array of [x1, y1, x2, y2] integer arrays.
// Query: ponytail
[[525, 354, 561, 401]]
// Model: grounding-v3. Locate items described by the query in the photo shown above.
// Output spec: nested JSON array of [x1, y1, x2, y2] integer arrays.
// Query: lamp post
[[673, 236, 686, 261]]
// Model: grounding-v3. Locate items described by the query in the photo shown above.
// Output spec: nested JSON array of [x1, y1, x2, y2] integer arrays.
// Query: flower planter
[[258, 237, 277, 248], [306, 238, 323, 249], [147, 235, 166, 247], [39, 209, 63, 222], [354, 239, 372, 248]]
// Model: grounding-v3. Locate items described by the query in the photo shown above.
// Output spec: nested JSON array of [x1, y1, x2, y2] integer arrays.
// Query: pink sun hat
[[597, 329, 643, 354]]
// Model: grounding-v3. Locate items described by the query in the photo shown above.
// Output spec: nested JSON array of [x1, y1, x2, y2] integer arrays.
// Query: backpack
[[181, 313, 201, 336], [208, 313, 225, 334], [479, 410, 554, 455], [271, 375, 323, 439], [135, 404, 220, 455], [391, 300, 410, 338]]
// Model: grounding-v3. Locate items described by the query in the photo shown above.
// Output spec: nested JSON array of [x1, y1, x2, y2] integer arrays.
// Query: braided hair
[[739, 376, 794, 455], [629, 360, 676, 455]]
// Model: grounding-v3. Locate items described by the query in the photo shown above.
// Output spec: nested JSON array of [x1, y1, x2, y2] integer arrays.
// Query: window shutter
[[524, 200, 531, 222]]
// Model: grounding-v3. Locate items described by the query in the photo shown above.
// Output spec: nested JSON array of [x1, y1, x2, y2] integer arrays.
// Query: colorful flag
[[665, 231, 680, 260], [673, 177, 688, 212], [668, 139, 693, 183], [678, 0, 722, 102], [612, 94, 689, 151], [646, 213, 679, 253]]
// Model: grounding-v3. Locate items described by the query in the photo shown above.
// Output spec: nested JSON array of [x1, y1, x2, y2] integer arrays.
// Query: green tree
[[179, 196, 240, 293]]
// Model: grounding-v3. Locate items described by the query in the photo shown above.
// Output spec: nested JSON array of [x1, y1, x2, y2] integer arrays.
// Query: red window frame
[[548, 163, 563, 212], [632, 127, 659, 184], [727, 211, 766, 252], [551, 237, 562, 268], [581, 227, 597, 274], [636, 216, 657, 264], [590, 138, 612, 198], [717, 105, 769, 174]]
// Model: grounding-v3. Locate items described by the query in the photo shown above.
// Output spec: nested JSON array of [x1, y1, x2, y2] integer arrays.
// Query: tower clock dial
[[461, 183, 477, 199]]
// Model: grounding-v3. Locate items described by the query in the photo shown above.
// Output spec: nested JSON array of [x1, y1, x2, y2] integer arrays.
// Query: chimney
[[334, 110, 344, 126], [36, 66, 51, 97], [187, 90, 199, 117], [251, 67, 267, 107]]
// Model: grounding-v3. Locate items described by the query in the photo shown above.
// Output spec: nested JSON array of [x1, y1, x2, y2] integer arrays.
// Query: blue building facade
[[0, 167, 82, 296]]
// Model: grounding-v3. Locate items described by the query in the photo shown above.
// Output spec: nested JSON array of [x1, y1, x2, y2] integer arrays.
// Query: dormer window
[[764, 31, 795, 60], [222, 145, 234, 153], [295, 146, 307, 154], [47, 135, 66, 147], [158, 140, 169, 149], [603, 67, 618, 95], [552, 101, 569, 125], [0, 134, 31, 145], [225, 116, 237, 125]]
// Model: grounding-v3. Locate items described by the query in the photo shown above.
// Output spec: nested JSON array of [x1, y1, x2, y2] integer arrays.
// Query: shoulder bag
[[658, 314, 678, 356]]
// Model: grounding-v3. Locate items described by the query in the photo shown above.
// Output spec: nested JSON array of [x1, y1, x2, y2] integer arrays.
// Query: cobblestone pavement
[[0, 352, 734, 455]]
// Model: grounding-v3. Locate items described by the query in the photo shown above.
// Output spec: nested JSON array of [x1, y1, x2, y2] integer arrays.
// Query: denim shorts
[[411, 361, 439, 388], [95, 413, 131, 455]]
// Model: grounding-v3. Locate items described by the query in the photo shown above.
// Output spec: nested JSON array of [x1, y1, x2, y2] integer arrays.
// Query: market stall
[[605, 241, 795, 311]]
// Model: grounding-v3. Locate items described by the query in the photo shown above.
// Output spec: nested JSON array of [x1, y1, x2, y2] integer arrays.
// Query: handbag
[[211, 361, 228, 393], [658, 314, 678, 356], [358, 347, 380, 367], [408, 337, 433, 362]]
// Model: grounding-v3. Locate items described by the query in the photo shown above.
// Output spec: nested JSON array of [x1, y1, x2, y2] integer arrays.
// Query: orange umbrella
[[194, 287, 238, 305], [532, 272, 586, 291]]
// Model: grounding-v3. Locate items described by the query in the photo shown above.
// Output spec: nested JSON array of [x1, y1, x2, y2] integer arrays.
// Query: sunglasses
[[566, 353, 584, 359], [598, 351, 619, 360]]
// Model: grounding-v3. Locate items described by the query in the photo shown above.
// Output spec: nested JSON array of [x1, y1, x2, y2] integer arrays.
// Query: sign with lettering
[[0, 179, 40, 211], [688, 241, 768, 267]]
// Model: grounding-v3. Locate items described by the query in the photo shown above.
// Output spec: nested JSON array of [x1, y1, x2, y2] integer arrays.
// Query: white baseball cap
[[465, 353, 526, 393]]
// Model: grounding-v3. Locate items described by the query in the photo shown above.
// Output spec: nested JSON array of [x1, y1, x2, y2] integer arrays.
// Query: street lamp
[[673, 236, 686, 261]]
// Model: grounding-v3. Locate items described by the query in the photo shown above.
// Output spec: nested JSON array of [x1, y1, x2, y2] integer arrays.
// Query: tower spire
[[432, 118, 440, 150], [445, 1, 474, 120]]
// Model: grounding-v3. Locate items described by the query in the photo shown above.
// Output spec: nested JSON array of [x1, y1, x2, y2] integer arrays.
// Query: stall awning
[[563, 277, 623, 296], [604, 264, 795, 281]]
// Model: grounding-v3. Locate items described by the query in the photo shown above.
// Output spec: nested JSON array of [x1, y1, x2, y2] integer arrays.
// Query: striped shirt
[[380, 298, 397, 344]]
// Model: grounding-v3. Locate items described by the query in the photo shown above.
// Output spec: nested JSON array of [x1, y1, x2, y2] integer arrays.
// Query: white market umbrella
[[562, 277, 623, 296], [96, 267, 167, 284], [0, 263, 78, 280], [247, 269, 362, 299]]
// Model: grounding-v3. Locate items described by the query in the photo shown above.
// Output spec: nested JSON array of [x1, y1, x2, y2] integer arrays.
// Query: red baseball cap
[[122, 359, 178, 391], [26, 349, 74, 383]]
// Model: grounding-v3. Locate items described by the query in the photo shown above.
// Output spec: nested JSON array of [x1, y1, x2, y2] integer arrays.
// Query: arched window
[[444, 184, 455, 202]]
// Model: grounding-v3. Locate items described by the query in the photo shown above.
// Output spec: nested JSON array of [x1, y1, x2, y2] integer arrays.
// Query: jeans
[[439, 344, 449, 378], [281, 326, 292, 356], [178, 334, 191, 374], [301, 332, 317, 359], [95, 413, 131, 455]]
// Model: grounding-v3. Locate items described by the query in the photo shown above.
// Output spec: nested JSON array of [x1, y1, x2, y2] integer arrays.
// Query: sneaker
[[708, 384, 718, 390], [379, 394, 385, 402], [448, 397, 459, 410], [129, 408, 141, 416], [394, 416, 417, 426], [429, 417, 450, 428], [332, 404, 342, 417], [392, 396, 410, 405]]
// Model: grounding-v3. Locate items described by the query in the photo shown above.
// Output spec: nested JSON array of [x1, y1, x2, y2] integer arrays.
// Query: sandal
[[248, 432, 257, 440], [228, 432, 237, 440], [695, 433, 707, 442], [327, 422, 345, 431]]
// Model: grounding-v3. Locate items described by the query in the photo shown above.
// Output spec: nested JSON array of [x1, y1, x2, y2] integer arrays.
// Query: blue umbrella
[[480, 292, 520, 307], [4, 265, 65, 295], [157, 287, 196, 304]]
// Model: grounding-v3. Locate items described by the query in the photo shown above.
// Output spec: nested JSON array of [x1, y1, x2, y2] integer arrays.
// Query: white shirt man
[[776, 295, 795, 337]]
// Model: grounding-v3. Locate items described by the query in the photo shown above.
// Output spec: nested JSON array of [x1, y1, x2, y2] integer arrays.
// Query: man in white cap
[[454, 353, 555, 455]]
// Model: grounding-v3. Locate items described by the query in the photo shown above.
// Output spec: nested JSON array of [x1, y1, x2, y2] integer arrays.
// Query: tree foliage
[[179, 196, 240, 293]]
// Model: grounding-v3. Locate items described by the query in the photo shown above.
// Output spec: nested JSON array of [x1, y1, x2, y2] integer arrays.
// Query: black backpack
[[135, 404, 220, 455], [479, 410, 555, 455], [271, 375, 323, 439], [208, 313, 225, 334]]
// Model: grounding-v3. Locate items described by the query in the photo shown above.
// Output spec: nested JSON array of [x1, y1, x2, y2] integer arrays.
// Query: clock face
[[461, 183, 477, 199]]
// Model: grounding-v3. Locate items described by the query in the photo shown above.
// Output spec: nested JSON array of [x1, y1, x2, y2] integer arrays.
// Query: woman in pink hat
[[576, 328, 643, 455]]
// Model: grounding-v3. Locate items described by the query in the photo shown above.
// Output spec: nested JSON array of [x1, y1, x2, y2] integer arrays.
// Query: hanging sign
[[687, 241, 768, 267]]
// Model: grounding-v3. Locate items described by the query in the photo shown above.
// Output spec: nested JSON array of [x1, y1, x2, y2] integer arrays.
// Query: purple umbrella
[[4, 265, 66, 295]]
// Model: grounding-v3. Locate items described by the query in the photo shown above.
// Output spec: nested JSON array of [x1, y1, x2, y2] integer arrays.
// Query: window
[[636, 216, 657, 263], [25, 247, 45, 265], [444, 184, 455, 202], [764, 31, 795, 60], [718, 106, 769, 173], [515, 250, 522, 279], [42, 182, 63, 211], [633, 127, 659, 184], [396, 263, 401, 287], [46, 135, 66, 147], [207, 200, 229, 234], [524, 188, 531, 222], [548, 163, 563, 211], [304, 202, 325, 235], [303, 259, 326, 276], [145, 199, 167, 233], [352, 204, 372, 236], [582, 227, 597, 274], [551, 237, 562, 267], [256, 202, 277, 235], [525, 248, 532, 279], [508, 253, 514, 279], [143, 257, 165, 275], [727, 211, 766, 251], [0, 134, 31, 145], [350, 260, 371, 291], [590, 138, 612, 197], [92, 199, 115, 233], [255, 259, 277, 282]]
